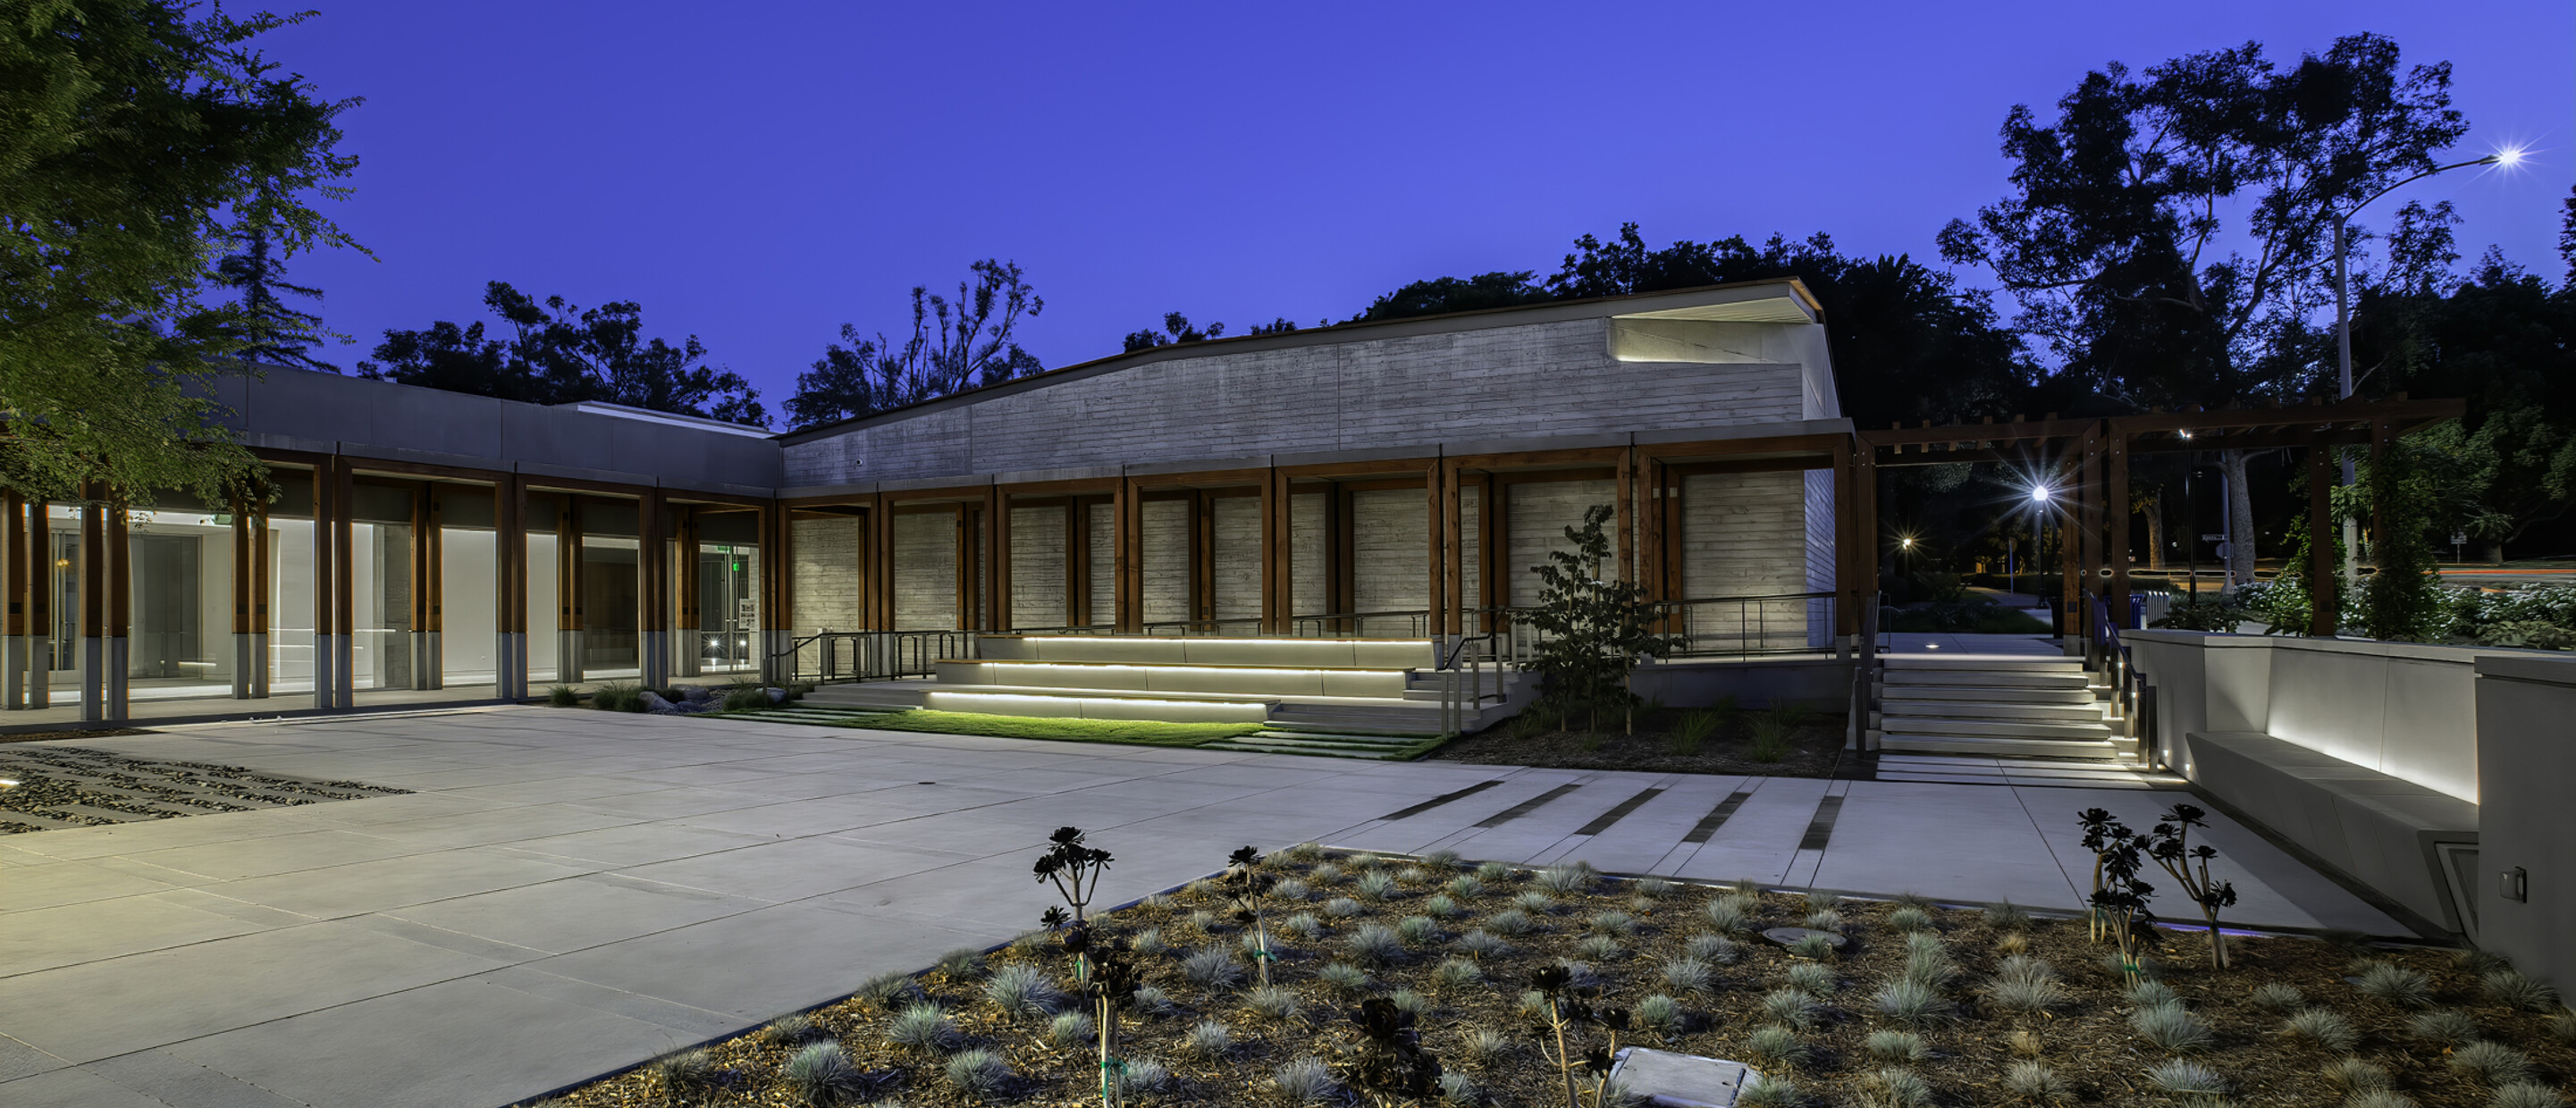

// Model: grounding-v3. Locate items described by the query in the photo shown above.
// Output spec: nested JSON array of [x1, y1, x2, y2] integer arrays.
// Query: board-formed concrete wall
[[1009, 507, 1067, 629], [781, 315, 1820, 486], [891, 511, 956, 631], [1212, 496, 1262, 624], [791, 516, 861, 633], [2476, 654, 2576, 995]]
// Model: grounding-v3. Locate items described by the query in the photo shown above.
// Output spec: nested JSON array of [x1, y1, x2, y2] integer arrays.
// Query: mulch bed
[[1430, 709, 1848, 778], [534, 848, 2572, 1107], [0, 726, 152, 744]]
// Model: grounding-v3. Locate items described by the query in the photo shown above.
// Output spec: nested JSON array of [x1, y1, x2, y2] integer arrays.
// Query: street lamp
[[2330, 146, 2523, 582]]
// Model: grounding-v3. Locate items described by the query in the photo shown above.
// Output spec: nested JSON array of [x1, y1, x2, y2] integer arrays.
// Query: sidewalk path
[[1, 707, 2400, 1108]]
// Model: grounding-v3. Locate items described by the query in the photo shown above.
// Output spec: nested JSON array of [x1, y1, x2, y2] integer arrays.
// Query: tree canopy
[[785, 259, 1042, 429], [360, 281, 767, 425], [1, 0, 360, 505]]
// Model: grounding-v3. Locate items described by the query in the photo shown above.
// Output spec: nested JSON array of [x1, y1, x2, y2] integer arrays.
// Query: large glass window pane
[[127, 504, 234, 703], [695, 542, 758, 675]]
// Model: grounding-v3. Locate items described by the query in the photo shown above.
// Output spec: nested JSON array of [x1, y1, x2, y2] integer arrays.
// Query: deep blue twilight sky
[[265, 2, 2572, 424]]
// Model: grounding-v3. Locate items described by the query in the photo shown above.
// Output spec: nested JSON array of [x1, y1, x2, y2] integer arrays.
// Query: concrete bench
[[2185, 730, 2478, 931], [980, 635, 1435, 669]]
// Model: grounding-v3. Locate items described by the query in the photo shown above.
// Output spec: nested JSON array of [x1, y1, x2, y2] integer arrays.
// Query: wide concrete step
[[937, 659, 1412, 699], [805, 684, 931, 709], [1880, 733, 2126, 759], [1880, 699, 2104, 724], [1877, 716, 2114, 741], [1883, 656, 2082, 673], [1883, 669, 2088, 690], [1200, 734, 1420, 760], [1871, 684, 2097, 705], [979, 634, 1435, 669]]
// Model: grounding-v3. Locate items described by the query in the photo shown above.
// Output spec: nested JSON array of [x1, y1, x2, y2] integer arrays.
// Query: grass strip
[[824, 709, 1263, 747]]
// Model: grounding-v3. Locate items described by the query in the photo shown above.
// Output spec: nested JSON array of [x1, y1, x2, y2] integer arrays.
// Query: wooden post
[[310, 467, 337, 709], [1486, 480, 1510, 631], [1440, 459, 1463, 636], [993, 491, 1014, 633], [332, 458, 355, 706], [1832, 437, 1857, 638], [638, 490, 665, 687], [673, 504, 701, 675], [28, 497, 51, 709], [250, 498, 270, 699], [1259, 471, 1280, 635], [105, 496, 129, 721], [1614, 447, 1635, 586], [1856, 448, 1881, 609], [979, 484, 999, 633], [2309, 441, 2337, 637], [1065, 499, 1087, 628], [1113, 478, 1139, 634], [2108, 431, 2131, 629], [496, 475, 524, 697], [4, 491, 22, 709]]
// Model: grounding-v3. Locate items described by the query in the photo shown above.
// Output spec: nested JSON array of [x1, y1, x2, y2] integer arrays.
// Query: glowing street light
[[2029, 484, 2054, 505]]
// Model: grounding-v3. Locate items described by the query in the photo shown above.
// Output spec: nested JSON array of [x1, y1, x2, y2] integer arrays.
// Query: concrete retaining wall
[[2475, 654, 2576, 995]]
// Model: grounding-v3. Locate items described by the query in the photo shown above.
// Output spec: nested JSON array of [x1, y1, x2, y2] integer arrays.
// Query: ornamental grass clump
[[1535, 860, 1597, 894], [1858, 1066, 1934, 1108], [1515, 890, 1559, 915], [1273, 878, 1311, 902], [1461, 1027, 1514, 1066], [1280, 911, 1324, 940], [982, 962, 1066, 1019], [1326, 896, 1364, 919], [1747, 1024, 1809, 1068], [1885, 906, 1935, 933], [1455, 928, 1511, 960], [2285, 1007, 2360, 1053], [1397, 914, 1441, 946], [2484, 970, 2562, 1012], [2408, 1009, 2480, 1047], [1433, 957, 1485, 989], [2447, 1041, 2536, 1087], [1346, 922, 1404, 965], [1984, 901, 2031, 929], [1446, 874, 1486, 900], [1988, 956, 2067, 1014], [1587, 910, 1637, 937], [1048, 1011, 1095, 1050], [1115, 1058, 1171, 1096], [1789, 934, 1839, 961], [1182, 1019, 1232, 1059], [2250, 983, 2306, 1011], [2131, 1003, 2215, 1053], [2490, 1084, 2572, 1108], [1705, 898, 1752, 935], [1271, 1056, 1338, 1104], [783, 1042, 863, 1105], [759, 1014, 826, 1045], [1740, 1075, 1801, 1107], [1423, 894, 1461, 919], [1661, 955, 1713, 995], [2323, 1057, 2393, 1093], [1357, 870, 1400, 902], [2006, 1060, 2067, 1104], [1246, 984, 1301, 1022], [1902, 948, 1958, 991], [649, 1049, 715, 1099], [1786, 961, 1839, 996], [1485, 908, 1536, 936], [2126, 980, 2181, 1009], [1637, 993, 1682, 1036], [942, 1048, 1009, 1097], [1763, 986, 1823, 1029], [1476, 860, 1513, 883], [1687, 933, 1739, 963], [2355, 961, 2433, 1007], [1310, 862, 1343, 885], [886, 1003, 958, 1052], [1574, 934, 1623, 962], [2344, 1092, 2416, 1108], [1875, 978, 1947, 1027], [1317, 962, 1369, 995], [2143, 1058, 2227, 1099], [1182, 946, 1243, 989], [1865, 1028, 1927, 1063]]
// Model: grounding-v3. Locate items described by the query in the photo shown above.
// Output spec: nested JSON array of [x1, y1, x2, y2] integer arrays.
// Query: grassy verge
[[829, 709, 1263, 747]]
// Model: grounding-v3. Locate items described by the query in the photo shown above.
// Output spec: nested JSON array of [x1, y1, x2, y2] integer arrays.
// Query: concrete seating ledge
[[2183, 730, 2476, 932], [921, 690, 1273, 724], [981, 635, 1435, 669], [937, 659, 1410, 698]]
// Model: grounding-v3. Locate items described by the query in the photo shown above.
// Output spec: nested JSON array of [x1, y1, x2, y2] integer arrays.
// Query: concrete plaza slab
[[0, 707, 2402, 1107]]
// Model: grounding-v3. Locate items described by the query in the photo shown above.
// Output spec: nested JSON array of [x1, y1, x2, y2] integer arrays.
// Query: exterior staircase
[[1872, 653, 2137, 762], [800, 635, 1536, 760]]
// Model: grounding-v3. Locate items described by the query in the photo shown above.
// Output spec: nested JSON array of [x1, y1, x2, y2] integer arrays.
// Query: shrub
[[1858, 1067, 1934, 1108], [981, 962, 1065, 1018], [1397, 914, 1441, 946], [1048, 1011, 1094, 1049], [2250, 983, 2305, 1011], [1865, 1028, 1926, 1063], [2355, 962, 2433, 1008], [1454, 928, 1511, 960], [2448, 1041, 2536, 1087], [1575, 935, 1623, 961], [720, 686, 769, 712], [1283, 841, 1325, 861], [886, 1003, 957, 1052], [2131, 1003, 2214, 1053], [546, 684, 578, 707], [1739, 1075, 1801, 1107], [2143, 1059, 2227, 1098], [1325, 896, 1364, 919], [1535, 861, 1597, 894], [2489, 1084, 2572, 1108], [2410, 1009, 2480, 1047], [783, 1042, 863, 1104], [1785, 962, 1839, 996], [1885, 906, 1935, 933], [943, 1048, 1008, 1096], [1346, 923, 1404, 965], [2484, 970, 2563, 1012], [2323, 1057, 2392, 1092], [1317, 962, 1369, 995], [1423, 894, 1462, 919], [1758, 986, 1819, 1029], [1875, 978, 1946, 1026], [1433, 957, 1485, 989], [1484, 909, 1536, 936], [1246, 985, 1300, 1021], [1272, 1056, 1338, 1104], [2285, 1007, 2359, 1052], [1661, 956, 1713, 995], [1801, 909, 1844, 932], [1183, 1019, 1232, 1059], [1747, 1024, 1808, 1068], [2005, 1060, 2065, 1104], [1356, 870, 1400, 902], [1671, 704, 1730, 755], [1637, 993, 1682, 1034], [1446, 874, 1486, 900], [1183, 946, 1244, 988], [591, 683, 644, 712], [1983, 901, 2031, 929], [1902, 931, 1945, 959], [1687, 933, 1739, 963], [1396, 866, 1432, 886], [1747, 713, 1796, 761], [1705, 898, 1752, 934]]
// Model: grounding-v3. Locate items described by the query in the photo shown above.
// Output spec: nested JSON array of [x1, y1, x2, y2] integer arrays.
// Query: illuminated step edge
[[919, 690, 1274, 725]]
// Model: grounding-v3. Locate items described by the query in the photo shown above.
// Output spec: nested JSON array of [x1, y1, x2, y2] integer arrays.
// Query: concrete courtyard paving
[[1, 707, 2401, 1108]]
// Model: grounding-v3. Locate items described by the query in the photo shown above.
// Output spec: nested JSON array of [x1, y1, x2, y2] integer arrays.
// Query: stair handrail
[[771, 628, 979, 686], [2085, 592, 2143, 742], [1849, 591, 1883, 751]]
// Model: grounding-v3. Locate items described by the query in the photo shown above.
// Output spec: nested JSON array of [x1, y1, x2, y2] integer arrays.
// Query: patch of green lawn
[[833, 709, 1263, 747]]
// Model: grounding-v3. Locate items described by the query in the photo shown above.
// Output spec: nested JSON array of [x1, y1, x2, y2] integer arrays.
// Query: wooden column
[[1065, 500, 1087, 628], [495, 475, 525, 697], [764, 498, 790, 679], [1112, 478, 1139, 634], [1439, 460, 1463, 636], [2058, 483, 2079, 637], [4, 491, 22, 709], [2107, 432, 2131, 628], [993, 492, 1014, 633], [979, 486, 998, 633], [673, 505, 702, 675], [1259, 471, 1282, 634], [637, 490, 665, 687], [249, 499, 270, 698], [27, 498, 51, 709], [310, 467, 337, 709], [1832, 438, 1857, 637], [1480, 474, 1503, 633], [2309, 441, 2338, 637], [1614, 447, 1635, 585], [870, 494, 893, 631], [1330, 483, 1355, 633], [332, 458, 355, 706], [1856, 449, 1881, 604]]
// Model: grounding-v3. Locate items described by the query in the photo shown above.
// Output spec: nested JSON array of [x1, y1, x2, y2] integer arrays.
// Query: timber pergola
[[1856, 395, 2465, 639]]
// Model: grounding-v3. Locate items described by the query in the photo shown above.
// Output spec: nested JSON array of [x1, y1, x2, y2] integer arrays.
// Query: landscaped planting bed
[[1434, 701, 1848, 777], [535, 845, 2576, 1108]]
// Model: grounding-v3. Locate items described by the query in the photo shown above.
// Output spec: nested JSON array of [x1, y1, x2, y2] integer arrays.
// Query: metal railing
[[1433, 631, 1516, 736], [1849, 591, 1883, 751], [2086, 593, 2155, 760], [775, 629, 979, 685]]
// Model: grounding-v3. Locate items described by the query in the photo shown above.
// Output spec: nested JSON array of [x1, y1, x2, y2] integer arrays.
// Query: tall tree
[[1939, 33, 2471, 583], [1, 0, 361, 506], [786, 259, 1042, 428], [209, 181, 339, 372], [361, 281, 767, 424], [1351, 271, 1551, 322]]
